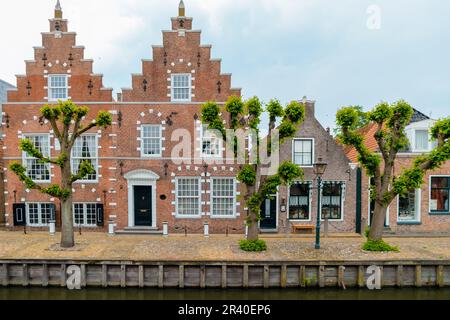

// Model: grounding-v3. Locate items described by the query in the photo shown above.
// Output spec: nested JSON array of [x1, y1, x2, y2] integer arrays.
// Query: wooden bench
[[291, 224, 315, 234]]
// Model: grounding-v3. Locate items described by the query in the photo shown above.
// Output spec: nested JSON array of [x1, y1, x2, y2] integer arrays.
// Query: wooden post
[[22, 264, 29, 287], [357, 266, 365, 288], [318, 265, 325, 288], [299, 266, 306, 287], [102, 264, 108, 288], [2, 264, 8, 287], [80, 265, 86, 288], [60, 264, 66, 287], [221, 265, 227, 289], [243, 265, 249, 288], [120, 265, 126, 288], [281, 265, 287, 288], [42, 264, 49, 287], [158, 265, 164, 288], [338, 266, 345, 289], [379, 266, 384, 288], [179, 265, 184, 288], [200, 265, 206, 289], [415, 265, 422, 287], [437, 265, 444, 288], [138, 265, 144, 288], [263, 265, 269, 289], [396, 265, 403, 287]]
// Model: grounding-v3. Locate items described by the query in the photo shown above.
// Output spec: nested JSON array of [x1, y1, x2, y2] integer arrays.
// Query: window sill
[[289, 219, 312, 222], [141, 154, 162, 158], [74, 180, 99, 184], [429, 212, 450, 216], [175, 215, 202, 219], [397, 221, 422, 225], [210, 215, 237, 219]]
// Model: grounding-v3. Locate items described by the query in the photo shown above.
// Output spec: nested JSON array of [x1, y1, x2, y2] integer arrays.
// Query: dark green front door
[[260, 197, 277, 229], [134, 186, 152, 226]]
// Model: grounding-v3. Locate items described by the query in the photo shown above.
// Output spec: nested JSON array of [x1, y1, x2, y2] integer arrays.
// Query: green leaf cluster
[[237, 165, 256, 186], [239, 239, 267, 252], [362, 240, 399, 252]]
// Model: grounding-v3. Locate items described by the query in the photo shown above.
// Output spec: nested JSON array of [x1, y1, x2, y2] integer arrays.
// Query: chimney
[[301, 96, 315, 117]]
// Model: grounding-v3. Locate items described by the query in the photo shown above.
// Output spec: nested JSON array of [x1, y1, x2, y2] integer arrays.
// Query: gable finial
[[178, 0, 185, 17], [55, 0, 63, 19]]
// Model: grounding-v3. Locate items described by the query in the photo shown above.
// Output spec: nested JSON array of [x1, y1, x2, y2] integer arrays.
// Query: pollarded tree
[[201, 96, 305, 247], [10, 100, 112, 248], [336, 100, 450, 248]]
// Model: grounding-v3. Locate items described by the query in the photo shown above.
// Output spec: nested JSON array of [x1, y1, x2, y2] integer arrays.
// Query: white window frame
[[175, 177, 202, 218], [397, 188, 421, 223], [210, 177, 237, 219], [141, 124, 162, 158], [171, 73, 192, 102], [429, 175, 450, 214], [292, 138, 314, 168], [288, 180, 313, 222], [22, 133, 51, 183], [48, 74, 69, 101], [413, 129, 430, 153], [201, 124, 223, 158], [71, 134, 99, 183], [73, 203, 98, 227], [320, 181, 345, 222], [26, 203, 53, 227]]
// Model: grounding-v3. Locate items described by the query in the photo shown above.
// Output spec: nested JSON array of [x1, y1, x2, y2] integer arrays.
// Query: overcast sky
[[1, 0, 449, 130]]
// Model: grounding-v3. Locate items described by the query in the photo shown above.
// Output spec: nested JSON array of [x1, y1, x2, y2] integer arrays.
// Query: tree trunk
[[60, 156, 74, 248], [60, 195, 74, 248], [247, 210, 259, 241], [368, 201, 388, 241]]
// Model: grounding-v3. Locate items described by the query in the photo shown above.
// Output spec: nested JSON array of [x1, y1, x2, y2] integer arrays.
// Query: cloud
[[0, 0, 449, 129]]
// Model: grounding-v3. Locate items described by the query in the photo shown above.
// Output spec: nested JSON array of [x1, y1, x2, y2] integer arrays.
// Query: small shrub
[[239, 239, 267, 252], [362, 240, 399, 252], [364, 226, 370, 238]]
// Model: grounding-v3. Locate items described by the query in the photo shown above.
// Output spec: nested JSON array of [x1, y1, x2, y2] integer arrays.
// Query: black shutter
[[50, 204, 57, 221], [96, 204, 104, 227], [13, 204, 26, 226]]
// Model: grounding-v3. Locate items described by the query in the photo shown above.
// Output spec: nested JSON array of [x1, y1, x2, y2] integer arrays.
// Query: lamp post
[[313, 158, 328, 250]]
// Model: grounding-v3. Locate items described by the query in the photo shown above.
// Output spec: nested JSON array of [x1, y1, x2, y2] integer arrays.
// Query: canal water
[[1, 287, 450, 300]]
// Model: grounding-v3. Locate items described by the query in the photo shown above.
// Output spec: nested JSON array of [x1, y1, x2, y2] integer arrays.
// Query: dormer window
[[415, 130, 429, 151], [48, 75, 68, 101], [171, 74, 191, 102]]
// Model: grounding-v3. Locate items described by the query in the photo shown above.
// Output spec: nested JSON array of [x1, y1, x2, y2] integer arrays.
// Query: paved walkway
[[0, 231, 450, 262]]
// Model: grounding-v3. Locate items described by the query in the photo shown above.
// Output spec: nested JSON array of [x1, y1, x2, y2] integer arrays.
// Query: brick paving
[[0, 231, 450, 262]]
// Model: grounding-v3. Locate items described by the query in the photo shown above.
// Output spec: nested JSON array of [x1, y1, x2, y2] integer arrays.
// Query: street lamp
[[313, 158, 328, 249]]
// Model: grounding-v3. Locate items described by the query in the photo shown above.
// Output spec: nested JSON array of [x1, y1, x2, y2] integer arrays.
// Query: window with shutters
[[73, 203, 98, 227], [211, 178, 236, 217], [175, 177, 201, 217], [289, 182, 311, 220], [22, 134, 51, 183], [171, 74, 191, 101], [26, 203, 53, 227], [71, 134, 98, 182]]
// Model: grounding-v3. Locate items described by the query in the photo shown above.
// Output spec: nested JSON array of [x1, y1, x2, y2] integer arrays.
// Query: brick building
[[3, 1, 246, 234], [345, 109, 450, 234], [261, 100, 359, 234], [0, 79, 15, 224]]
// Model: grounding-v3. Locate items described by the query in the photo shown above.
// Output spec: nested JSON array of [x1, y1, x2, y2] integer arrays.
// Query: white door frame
[[124, 169, 160, 228]]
